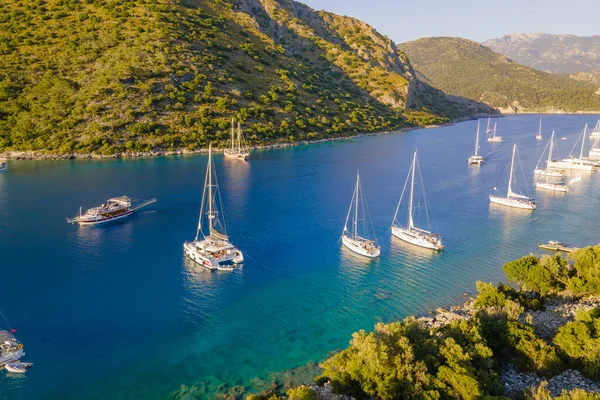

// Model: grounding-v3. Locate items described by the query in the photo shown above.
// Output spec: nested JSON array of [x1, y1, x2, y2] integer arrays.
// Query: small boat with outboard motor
[[4, 361, 32, 373], [67, 196, 156, 226]]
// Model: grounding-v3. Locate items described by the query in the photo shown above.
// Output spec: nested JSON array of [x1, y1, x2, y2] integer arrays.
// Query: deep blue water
[[1, 114, 600, 399]]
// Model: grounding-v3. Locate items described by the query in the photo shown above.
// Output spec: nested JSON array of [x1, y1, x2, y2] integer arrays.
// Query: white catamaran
[[184, 146, 244, 271], [223, 119, 250, 161], [487, 121, 502, 142], [391, 150, 443, 251], [536, 117, 543, 140], [341, 172, 380, 258], [547, 124, 597, 171], [468, 121, 484, 165], [490, 144, 536, 210]]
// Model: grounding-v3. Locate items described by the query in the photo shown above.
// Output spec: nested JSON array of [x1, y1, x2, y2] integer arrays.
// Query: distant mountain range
[[483, 33, 600, 74], [400, 37, 600, 113]]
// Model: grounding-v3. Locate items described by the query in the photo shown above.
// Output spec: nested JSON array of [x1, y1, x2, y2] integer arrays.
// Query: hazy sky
[[299, 0, 600, 43]]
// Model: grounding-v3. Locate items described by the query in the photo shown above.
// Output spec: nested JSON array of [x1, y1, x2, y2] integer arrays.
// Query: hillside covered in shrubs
[[0, 0, 492, 156]]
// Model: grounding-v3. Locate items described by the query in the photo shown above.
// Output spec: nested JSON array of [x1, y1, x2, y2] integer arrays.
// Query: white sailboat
[[536, 117, 543, 140], [468, 121, 484, 165], [341, 172, 380, 258], [486, 116, 492, 134], [487, 121, 502, 142], [391, 151, 443, 251], [535, 132, 568, 193], [184, 145, 244, 271], [589, 120, 600, 139], [490, 144, 536, 210], [534, 131, 564, 178], [223, 119, 250, 161], [547, 124, 596, 171]]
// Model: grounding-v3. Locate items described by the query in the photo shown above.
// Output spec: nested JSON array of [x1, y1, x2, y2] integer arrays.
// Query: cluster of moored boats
[[339, 117, 600, 258]]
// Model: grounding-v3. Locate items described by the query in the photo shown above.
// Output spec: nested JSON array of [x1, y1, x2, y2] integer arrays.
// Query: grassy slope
[[400, 37, 600, 113], [0, 0, 492, 156]]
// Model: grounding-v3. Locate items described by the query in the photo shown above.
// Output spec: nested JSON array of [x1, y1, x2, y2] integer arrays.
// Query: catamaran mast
[[507, 144, 516, 198], [208, 145, 214, 233], [408, 151, 416, 229], [580, 124, 588, 159], [475, 121, 480, 156], [548, 131, 555, 164]]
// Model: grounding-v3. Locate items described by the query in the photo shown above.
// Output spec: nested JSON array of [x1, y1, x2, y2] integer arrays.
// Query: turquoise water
[[1, 114, 600, 399]]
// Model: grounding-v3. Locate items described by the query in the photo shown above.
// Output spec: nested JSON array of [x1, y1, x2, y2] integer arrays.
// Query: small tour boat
[[0, 330, 24, 366], [391, 150, 443, 251], [223, 118, 250, 161], [67, 196, 157, 226], [468, 121, 484, 165], [536, 117, 543, 140], [0, 160, 7, 172], [490, 144, 536, 210], [538, 240, 578, 253], [5, 362, 32, 373], [487, 121, 502, 142], [184, 145, 244, 270], [341, 172, 380, 258]]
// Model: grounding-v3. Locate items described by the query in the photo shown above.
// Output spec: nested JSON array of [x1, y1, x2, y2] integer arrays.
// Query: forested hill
[[0, 0, 492, 156], [400, 37, 600, 114]]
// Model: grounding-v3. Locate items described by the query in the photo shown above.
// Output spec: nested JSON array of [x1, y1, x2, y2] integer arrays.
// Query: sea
[[1, 114, 600, 399]]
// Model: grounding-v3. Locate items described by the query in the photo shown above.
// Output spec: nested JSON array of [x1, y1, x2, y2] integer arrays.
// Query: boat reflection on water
[[182, 256, 242, 290], [69, 219, 134, 261], [489, 202, 534, 242]]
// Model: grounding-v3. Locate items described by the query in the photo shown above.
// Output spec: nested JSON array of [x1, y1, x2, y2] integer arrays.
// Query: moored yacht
[[547, 124, 598, 172], [67, 196, 157, 225], [0, 330, 24, 366], [391, 150, 443, 251], [490, 144, 536, 210], [534, 131, 567, 192], [184, 146, 243, 271], [341, 172, 380, 258], [223, 119, 250, 161], [487, 121, 502, 142], [589, 120, 600, 139], [468, 121, 484, 165]]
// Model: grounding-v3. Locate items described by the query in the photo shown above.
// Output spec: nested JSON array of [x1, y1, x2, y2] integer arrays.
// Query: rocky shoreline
[[0, 116, 498, 161]]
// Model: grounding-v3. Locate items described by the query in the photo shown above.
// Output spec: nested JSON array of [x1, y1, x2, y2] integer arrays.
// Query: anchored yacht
[[67, 196, 156, 225]]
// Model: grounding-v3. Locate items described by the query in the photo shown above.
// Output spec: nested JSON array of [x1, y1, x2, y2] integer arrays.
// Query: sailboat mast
[[354, 173, 359, 239], [408, 151, 416, 229], [230, 118, 235, 151], [475, 121, 480, 156], [487, 116, 491, 132], [208, 145, 213, 231], [580, 124, 588, 159], [493, 122, 497, 138], [538, 118, 542, 136], [237, 122, 242, 152], [507, 144, 516, 199]]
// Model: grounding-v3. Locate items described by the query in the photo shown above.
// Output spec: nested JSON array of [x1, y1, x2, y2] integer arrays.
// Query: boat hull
[[536, 182, 568, 193], [0, 349, 23, 366], [75, 210, 134, 226], [223, 150, 249, 161], [534, 168, 563, 178], [341, 235, 380, 258], [468, 156, 483, 165], [547, 160, 595, 171], [184, 241, 243, 270], [391, 225, 443, 251], [489, 195, 536, 210], [487, 137, 502, 143]]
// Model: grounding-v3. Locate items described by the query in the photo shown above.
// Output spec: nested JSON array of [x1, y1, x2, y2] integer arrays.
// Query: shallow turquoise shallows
[[2, 115, 600, 399]]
